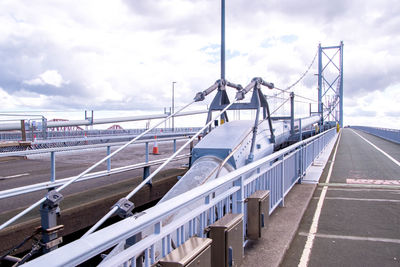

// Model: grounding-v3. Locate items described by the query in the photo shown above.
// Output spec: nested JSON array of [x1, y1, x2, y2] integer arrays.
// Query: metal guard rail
[[0, 154, 190, 199], [0, 136, 191, 157], [350, 126, 400, 144], [24, 128, 337, 267]]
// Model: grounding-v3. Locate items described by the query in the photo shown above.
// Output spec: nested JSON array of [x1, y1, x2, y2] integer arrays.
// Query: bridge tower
[[318, 41, 344, 127]]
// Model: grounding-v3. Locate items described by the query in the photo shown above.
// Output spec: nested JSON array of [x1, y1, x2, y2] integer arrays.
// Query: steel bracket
[[44, 190, 63, 208], [113, 198, 135, 218]]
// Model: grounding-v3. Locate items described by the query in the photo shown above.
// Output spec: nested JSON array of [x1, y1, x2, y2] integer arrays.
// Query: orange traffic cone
[[33, 134, 37, 142], [152, 136, 159, 154]]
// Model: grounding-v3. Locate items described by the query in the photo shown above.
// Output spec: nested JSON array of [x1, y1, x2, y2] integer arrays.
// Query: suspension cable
[[266, 95, 311, 104], [83, 100, 238, 237], [0, 101, 195, 230], [273, 87, 317, 103], [270, 50, 318, 103], [276, 50, 318, 92]]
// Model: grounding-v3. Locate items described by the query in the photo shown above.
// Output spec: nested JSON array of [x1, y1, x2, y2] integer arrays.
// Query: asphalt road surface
[[282, 128, 400, 267]]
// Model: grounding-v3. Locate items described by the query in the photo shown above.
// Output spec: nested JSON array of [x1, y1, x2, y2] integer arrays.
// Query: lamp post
[[172, 81, 176, 132]]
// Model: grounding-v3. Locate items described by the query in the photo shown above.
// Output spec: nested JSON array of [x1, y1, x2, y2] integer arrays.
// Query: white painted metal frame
[[23, 128, 336, 267]]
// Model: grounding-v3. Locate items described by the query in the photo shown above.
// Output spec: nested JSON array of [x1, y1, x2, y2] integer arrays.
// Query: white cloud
[[23, 70, 68, 88], [0, 0, 399, 129]]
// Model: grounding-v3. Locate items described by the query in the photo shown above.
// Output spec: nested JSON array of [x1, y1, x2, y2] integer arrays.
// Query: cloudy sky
[[0, 0, 399, 128]]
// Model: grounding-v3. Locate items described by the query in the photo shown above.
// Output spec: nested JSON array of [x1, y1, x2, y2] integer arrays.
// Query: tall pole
[[317, 43, 323, 125], [339, 41, 344, 128], [172, 81, 176, 132], [221, 0, 225, 80]]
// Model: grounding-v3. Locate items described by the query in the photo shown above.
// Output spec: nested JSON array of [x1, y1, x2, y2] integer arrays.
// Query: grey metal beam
[[0, 110, 208, 131]]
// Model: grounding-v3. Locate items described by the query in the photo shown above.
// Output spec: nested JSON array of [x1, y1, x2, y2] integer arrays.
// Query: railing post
[[233, 176, 244, 214], [50, 151, 56, 182], [145, 142, 149, 163], [107, 146, 111, 172], [280, 155, 285, 207], [173, 139, 177, 153], [144, 142, 151, 185], [233, 175, 245, 252]]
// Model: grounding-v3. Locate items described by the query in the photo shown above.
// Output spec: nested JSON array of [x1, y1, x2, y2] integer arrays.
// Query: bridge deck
[[281, 128, 400, 266]]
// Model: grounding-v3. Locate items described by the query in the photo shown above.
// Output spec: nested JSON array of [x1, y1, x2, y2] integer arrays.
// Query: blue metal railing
[[24, 128, 337, 266], [350, 126, 400, 144], [0, 127, 201, 142]]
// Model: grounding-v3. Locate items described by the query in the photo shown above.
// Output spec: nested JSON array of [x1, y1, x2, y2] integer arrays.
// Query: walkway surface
[[282, 128, 400, 267], [241, 129, 339, 267]]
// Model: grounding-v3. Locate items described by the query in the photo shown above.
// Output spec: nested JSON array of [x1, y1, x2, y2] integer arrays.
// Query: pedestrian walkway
[[282, 128, 400, 267]]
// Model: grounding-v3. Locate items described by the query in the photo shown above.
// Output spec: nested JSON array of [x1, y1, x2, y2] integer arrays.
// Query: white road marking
[[313, 196, 400, 203], [351, 129, 400, 168], [347, 178, 400, 185], [298, 131, 342, 267], [298, 232, 400, 244], [316, 187, 400, 192], [318, 182, 400, 190], [0, 173, 30, 180]]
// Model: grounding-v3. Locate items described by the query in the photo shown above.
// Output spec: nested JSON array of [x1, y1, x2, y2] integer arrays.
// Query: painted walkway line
[[298, 131, 342, 267], [346, 178, 400, 185], [298, 232, 400, 245], [312, 196, 400, 203], [0, 173, 30, 180], [318, 183, 400, 190]]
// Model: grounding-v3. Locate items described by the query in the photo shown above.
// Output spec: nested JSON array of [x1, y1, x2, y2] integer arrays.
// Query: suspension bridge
[[1, 2, 400, 267]]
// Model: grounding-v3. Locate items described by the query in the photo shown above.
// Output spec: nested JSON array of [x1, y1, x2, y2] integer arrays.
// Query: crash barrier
[[351, 126, 400, 144]]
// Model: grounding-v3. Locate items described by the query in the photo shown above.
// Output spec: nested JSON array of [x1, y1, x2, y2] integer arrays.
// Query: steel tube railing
[[351, 126, 400, 144], [0, 110, 208, 131], [24, 128, 337, 266], [0, 154, 189, 199], [83, 101, 237, 236], [0, 102, 195, 230], [0, 136, 190, 157]]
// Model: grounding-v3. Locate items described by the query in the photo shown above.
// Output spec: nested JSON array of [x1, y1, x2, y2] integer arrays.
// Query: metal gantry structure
[[318, 41, 344, 127]]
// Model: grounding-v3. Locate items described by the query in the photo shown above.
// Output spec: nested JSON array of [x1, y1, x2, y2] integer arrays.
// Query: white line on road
[[298, 232, 400, 244], [316, 187, 400, 192], [313, 196, 400, 203], [351, 129, 400, 168], [0, 173, 30, 180], [298, 131, 342, 267]]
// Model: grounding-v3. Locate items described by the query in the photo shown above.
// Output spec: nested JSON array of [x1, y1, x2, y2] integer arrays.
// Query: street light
[[172, 81, 176, 132]]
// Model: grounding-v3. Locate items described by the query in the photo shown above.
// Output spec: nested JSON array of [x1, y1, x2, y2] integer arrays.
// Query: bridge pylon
[[318, 41, 344, 127]]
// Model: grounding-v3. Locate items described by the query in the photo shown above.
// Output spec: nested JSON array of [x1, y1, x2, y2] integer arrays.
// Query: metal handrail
[[23, 128, 337, 266], [0, 102, 195, 230], [0, 136, 191, 157], [351, 126, 400, 144], [83, 101, 237, 236], [0, 154, 190, 199]]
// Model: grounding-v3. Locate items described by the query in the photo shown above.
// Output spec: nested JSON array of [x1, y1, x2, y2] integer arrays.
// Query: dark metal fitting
[[218, 79, 226, 86], [194, 92, 205, 102], [235, 90, 246, 101], [113, 198, 135, 218], [226, 81, 243, 90], [44, 190, 63, 207], [261, 80, 274, 89]]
